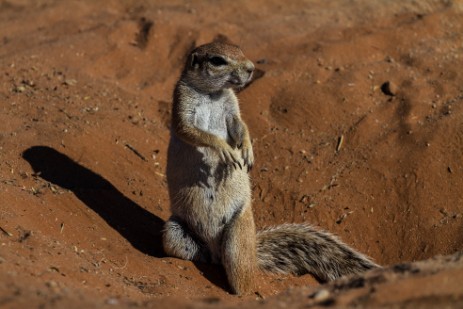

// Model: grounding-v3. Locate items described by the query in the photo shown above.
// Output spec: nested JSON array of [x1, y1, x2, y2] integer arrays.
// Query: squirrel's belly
[[167, 134, 245, 187], [167, 135, 251, 218]]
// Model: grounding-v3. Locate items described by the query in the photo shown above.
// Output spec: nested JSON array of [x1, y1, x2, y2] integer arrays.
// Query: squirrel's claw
[[246, 163, 253, 172], [241, 143, 254, 172], [219, 146, 242, 170]]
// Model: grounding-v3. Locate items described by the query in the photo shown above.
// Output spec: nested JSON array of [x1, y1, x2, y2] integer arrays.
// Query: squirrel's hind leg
[[221, 205, 257, 295], [162, 216, 211, 263]]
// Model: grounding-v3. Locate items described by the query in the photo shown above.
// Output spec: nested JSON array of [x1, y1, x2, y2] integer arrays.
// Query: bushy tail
[[256, 223, 379, 282]]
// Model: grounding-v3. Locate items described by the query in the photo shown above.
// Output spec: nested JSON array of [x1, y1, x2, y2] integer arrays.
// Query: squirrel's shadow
[[193, 262, 230, 292], [22, 146, 165, 257]]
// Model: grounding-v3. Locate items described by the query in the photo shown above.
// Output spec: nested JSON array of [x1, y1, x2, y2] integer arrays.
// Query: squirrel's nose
[[245, 62, 255, 74]]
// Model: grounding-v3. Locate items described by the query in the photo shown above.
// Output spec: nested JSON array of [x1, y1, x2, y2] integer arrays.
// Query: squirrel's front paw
[[216, 143, 242, 170], [241, 142, 254, 171]]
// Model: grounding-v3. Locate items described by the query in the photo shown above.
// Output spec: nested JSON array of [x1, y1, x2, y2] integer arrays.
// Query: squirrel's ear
[[190, 52, 200, 68]]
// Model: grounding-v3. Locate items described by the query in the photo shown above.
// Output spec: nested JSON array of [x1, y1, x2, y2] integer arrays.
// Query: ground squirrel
[[163, 41, 379, 295]]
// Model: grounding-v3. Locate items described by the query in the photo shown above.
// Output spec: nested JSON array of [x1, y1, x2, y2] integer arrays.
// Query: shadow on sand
[[22, 145, 165, 257]]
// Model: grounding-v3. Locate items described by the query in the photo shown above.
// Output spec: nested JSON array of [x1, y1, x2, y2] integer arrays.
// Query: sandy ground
[[1, 0, 463, 308]]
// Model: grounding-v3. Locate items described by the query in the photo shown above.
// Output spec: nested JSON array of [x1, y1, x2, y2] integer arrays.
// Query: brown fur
[[162, 41, 379, 295]]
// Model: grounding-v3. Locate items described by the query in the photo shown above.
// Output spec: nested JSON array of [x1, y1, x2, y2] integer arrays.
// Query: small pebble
[[311, 289, 330, 302], [129, 115, 140, 125], [106, 298, 119, 305], [22, 80, 35, 87], [14, 85, 26, 93], [64, 79, 77, 86]]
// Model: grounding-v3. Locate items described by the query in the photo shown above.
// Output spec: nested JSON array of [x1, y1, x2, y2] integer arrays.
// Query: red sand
[[1, 1, 463, 308]]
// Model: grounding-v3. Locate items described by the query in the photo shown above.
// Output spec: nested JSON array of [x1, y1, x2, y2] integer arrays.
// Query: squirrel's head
[[182, 42, 255, 93]]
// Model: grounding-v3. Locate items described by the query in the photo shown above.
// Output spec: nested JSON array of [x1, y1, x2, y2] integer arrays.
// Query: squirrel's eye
[[209, 56, 228, 66]]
